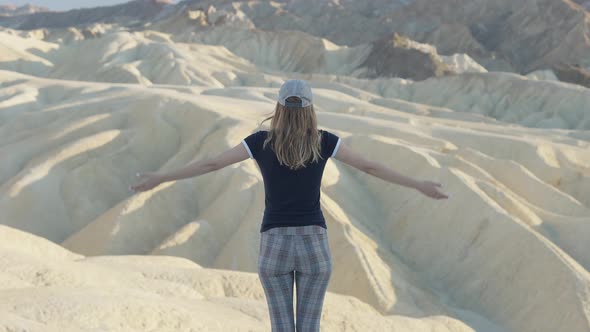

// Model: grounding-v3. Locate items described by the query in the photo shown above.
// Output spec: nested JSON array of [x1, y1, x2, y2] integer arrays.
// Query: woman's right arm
[[333, 143, 449, 200]]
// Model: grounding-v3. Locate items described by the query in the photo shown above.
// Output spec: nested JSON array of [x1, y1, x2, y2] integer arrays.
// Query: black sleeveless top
[[242, 129, 341, 233]]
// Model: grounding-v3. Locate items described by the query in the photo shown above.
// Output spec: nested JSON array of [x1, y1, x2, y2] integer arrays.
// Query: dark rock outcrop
[[359, 33, 454, 80], [551, 63, 590, 88]]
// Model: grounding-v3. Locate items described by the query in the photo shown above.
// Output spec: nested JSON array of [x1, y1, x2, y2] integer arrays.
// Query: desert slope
[[1, 67, 589, 331], [0, 224, 484, 331]]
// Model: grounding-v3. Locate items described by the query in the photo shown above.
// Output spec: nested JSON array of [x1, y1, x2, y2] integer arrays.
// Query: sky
[[0, 1, 178, 11]]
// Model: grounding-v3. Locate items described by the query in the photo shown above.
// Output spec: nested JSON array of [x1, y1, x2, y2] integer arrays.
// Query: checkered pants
[[258, 225, 333, 332]]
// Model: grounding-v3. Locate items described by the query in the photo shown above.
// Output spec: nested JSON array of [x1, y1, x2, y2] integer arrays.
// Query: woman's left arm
[[130, 142, 250, 193]]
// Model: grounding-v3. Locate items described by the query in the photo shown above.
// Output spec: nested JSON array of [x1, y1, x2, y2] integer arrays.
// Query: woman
[[129, 79, 449, 331]]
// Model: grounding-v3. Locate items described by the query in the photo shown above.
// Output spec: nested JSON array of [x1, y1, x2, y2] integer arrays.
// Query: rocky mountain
[[0, 4, 49, 16], [192, 0, 590, 85], [552, 63, 590, 88], [0, 0, 173, 29]]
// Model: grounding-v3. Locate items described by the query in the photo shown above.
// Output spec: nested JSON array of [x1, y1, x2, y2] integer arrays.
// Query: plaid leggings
[[257, 225, 333, 332]]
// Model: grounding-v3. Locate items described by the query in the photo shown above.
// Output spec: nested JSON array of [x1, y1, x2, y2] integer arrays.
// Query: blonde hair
[[257, 96, 324, 170]]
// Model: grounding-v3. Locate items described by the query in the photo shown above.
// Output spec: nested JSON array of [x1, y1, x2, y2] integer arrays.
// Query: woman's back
[[242, 129, 341, 233]]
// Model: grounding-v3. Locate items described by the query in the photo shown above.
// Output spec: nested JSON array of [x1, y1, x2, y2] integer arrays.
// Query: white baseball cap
[[278, 79, 313, 107]]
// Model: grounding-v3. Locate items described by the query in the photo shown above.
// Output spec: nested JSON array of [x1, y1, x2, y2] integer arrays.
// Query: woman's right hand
[[129, 172, 164, 193], [415, 180, 449, 200]]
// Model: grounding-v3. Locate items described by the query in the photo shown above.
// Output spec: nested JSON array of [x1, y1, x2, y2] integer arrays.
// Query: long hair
[[257, 96, 324, 170]]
